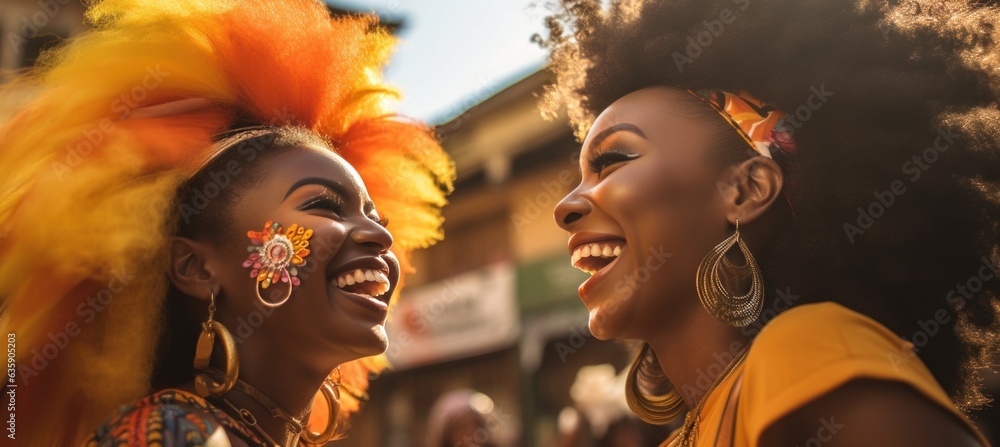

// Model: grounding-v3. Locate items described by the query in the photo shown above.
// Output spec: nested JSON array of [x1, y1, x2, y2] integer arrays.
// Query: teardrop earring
[[695, 218, 764, 327]]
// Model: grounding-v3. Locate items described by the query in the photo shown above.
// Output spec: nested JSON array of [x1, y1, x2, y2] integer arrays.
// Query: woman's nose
[[554, 185, 591, 230], [350, 217, 393, 253]]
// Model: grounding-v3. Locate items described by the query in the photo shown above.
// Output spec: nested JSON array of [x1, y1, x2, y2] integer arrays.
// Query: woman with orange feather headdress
[[0, 0, 453, 445]]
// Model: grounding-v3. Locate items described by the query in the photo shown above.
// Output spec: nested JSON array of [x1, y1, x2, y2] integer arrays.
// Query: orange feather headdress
[[0, 0, 454, 445]]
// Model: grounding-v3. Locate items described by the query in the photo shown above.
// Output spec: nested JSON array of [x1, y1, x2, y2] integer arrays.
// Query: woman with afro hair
[[544, 0, 999, 445], [0, 0, 452, 446]]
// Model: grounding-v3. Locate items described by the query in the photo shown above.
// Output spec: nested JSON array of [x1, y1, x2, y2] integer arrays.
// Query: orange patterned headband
[[686, 89, 797, 160]]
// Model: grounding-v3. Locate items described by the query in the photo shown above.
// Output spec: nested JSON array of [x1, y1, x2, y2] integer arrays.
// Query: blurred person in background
[[556, 364, 662, 447], [545, 0, 1000, 445], [426, 389, 505, 447]]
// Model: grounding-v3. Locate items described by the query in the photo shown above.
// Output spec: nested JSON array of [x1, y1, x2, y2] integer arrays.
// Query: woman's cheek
[[298, 229, 347, 282]]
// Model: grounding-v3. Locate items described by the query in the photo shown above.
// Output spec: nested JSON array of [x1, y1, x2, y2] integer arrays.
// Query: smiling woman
[[0, 1, 453, 446], [543, 0, 1000, 446]]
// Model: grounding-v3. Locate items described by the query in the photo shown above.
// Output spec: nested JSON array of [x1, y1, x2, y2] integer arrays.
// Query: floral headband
[[686, 89, 797, 159], [688, 88, 797, 208]]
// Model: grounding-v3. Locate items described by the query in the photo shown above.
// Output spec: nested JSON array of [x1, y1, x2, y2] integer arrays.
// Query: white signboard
[[384, 262, 519, 369]]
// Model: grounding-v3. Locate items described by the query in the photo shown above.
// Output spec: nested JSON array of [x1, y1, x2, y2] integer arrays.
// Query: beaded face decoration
[[242, 220, 313, 307]]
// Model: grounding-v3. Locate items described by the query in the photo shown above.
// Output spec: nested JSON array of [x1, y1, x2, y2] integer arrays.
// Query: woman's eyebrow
[[284, 177, 346, 200], [586, 123, 647, 151]]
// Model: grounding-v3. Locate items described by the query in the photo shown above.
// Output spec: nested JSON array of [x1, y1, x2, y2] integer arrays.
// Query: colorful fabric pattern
[[83, 389, 266, 447], [687, 89, 797, 159]]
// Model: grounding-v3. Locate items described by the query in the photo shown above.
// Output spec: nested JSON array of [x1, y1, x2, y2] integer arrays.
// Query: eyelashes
[[301, 193, 388, 227], [301, 194, 344, 213], [587, 148, 640, 176]]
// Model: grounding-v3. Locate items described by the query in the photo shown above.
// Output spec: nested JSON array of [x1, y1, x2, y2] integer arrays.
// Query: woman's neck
[[204, 334, 344, 447], [646, 307, 754, 409]]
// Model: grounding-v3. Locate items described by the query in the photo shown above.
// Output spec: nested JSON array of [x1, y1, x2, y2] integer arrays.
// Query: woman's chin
[[335, 326, 389, 360], [360, 326, 389, 355], [587, 308, 622, 341]]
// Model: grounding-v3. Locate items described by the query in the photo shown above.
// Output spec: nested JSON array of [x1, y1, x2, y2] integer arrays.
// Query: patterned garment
[[83, 389, 267, 447]]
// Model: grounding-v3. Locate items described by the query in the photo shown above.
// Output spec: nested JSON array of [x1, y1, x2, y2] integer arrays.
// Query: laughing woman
[[0, 1, 452, 446], [545, 0, 999, 446]]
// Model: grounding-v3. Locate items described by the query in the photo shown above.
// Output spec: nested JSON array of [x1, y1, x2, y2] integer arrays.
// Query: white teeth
[[570, 241, 626, 274], [334, 269, 391, 297]]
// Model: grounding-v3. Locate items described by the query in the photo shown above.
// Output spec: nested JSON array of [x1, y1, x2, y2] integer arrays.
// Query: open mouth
[[571, 240, 625, 275], [333, 268, 390, 299]]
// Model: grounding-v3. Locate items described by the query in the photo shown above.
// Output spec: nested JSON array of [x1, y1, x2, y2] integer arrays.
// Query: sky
[[333, 0, 550, 124]]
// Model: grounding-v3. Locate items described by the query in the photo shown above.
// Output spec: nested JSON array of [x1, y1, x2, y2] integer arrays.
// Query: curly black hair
[[539, 0, 1000, 412]]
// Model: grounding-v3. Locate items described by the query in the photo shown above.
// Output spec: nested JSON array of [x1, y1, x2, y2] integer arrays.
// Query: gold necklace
[[232, 378, 305, 434], [668, 347, 750, 447], [203, 369, 304, 447], [207, 369, 347, 447], [212, 391, 290, 447]]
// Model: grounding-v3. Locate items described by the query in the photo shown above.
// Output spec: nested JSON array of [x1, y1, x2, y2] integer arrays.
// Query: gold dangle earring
[[193, 289, 240, 397], [301, 366, 343, 445], [695, 217, 764, 327]]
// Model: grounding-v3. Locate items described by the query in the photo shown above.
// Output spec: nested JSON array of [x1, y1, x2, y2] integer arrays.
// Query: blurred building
[[0, 0, 88, 75]]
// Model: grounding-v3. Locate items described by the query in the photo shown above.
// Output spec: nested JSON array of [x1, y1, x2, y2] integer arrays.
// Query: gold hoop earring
[[695, 217, 764, 327], [625, 343, 686, 425], [301, 366, 342, 445], [193, 289, 240, 397]]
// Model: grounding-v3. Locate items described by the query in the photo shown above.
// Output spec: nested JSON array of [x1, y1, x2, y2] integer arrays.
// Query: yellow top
[[661, 302, 990, 446]]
